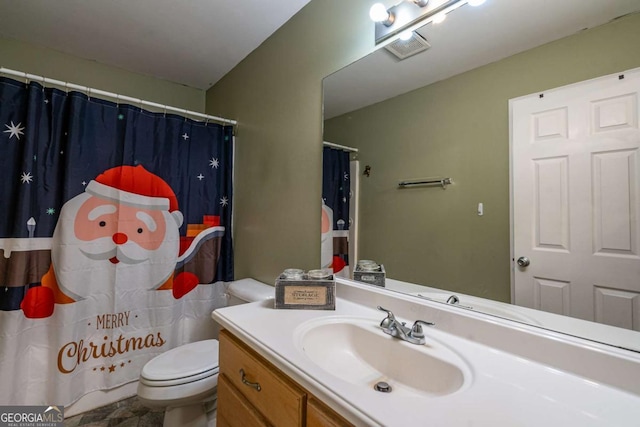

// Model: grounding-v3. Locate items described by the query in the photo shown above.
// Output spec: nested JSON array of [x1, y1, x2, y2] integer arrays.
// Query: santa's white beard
[[51, 193, 180, 305]]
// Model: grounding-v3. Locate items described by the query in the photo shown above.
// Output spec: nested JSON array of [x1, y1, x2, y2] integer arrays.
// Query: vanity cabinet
[[218, 329, 354, 427], [307, 398, 353, 427]]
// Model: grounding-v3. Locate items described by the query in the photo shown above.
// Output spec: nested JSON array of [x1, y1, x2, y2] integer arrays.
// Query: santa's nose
[[112, 232, 128, 245]]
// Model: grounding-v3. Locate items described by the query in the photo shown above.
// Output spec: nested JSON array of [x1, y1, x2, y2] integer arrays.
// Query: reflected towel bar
[[398, 178, 452, 189]]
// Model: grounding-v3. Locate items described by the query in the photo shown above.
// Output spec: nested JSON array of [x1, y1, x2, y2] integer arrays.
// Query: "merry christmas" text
[[57, 332, 166, 374]]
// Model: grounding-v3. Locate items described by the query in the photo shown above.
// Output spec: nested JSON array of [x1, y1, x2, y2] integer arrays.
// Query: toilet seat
[[140, 339, 220, 387], [136, 280, 273, 425]]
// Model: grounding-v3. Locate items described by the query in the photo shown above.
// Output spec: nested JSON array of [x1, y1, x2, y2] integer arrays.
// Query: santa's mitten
[[20, 286, 55, 318], [173, 272, 199, 299]]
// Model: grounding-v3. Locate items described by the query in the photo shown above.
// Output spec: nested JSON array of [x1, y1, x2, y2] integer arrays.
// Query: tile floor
[[63, 396, 164, 427]]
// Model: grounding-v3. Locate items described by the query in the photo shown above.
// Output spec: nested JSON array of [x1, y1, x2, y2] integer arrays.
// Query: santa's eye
[[99, 221, 106, 227], [137, 228, 143, 234]]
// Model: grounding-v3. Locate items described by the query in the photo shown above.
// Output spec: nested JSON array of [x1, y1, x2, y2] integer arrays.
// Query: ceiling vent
[[384, 32, 431, 60]]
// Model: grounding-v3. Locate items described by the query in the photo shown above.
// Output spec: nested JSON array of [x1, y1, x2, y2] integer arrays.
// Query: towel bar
[[398, 177, 452, 189]]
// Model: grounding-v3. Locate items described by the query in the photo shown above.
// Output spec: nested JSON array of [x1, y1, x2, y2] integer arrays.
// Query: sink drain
[[374, 381, 392, 393]]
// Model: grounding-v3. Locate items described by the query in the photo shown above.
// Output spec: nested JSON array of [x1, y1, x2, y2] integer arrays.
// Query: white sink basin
[[294, 316, 471, 397]]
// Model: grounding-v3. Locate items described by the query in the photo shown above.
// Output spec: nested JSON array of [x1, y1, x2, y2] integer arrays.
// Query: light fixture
[[371, 0, 488, 44], [369, 3, 395, 27]]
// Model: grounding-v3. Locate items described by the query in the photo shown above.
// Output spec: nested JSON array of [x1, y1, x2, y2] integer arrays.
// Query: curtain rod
[[0, 67, 237, 127], [323, 141, 358, 153]]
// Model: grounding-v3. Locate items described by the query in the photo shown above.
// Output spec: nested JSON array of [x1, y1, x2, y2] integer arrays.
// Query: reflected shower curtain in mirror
[[0, 77, 234, 405], [322, 147, 351, 277]]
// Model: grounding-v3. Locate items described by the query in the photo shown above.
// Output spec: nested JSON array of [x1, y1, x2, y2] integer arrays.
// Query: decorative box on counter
[[353, 260, 386, 287], [275, 268, 336, 310]]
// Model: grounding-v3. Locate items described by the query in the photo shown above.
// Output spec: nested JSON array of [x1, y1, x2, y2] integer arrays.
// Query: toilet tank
[[227, 278, 274, 306]]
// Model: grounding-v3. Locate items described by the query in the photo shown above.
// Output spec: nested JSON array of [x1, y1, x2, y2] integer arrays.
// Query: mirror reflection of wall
[[324, 12, 640, 307]]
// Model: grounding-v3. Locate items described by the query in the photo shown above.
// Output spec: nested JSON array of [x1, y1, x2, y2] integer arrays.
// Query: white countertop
[[383, 278, 640, 353], [212, 282, 640, 427]]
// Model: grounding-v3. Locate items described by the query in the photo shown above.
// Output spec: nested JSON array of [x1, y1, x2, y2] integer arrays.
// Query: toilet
[[137, 279, 274, 427]]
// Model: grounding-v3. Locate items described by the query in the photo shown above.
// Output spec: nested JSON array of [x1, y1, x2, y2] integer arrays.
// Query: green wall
[[205, 0, 376, 284], [0, 37, 205, 112], [324, 13, 640, 302]]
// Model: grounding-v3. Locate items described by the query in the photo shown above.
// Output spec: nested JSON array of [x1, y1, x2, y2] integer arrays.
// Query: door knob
[[517, 256, 530, 267]]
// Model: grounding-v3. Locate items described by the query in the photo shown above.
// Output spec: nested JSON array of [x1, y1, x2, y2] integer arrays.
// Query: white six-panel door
[[511, 68, 640, 330]]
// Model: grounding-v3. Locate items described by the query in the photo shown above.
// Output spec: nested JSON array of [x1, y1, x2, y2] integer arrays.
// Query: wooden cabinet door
[[217, 374, 271, 427], [219, 330, 305, 427], [307, 397, 354, 427]]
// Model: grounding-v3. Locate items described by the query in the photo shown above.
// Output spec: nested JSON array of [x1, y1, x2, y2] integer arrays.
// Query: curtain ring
[[204, 117, 209, 127], [163, 105, 167, 117], [116, 94, 120, 107], [184, 109, 188, 122], [86, 87, 91, 100]]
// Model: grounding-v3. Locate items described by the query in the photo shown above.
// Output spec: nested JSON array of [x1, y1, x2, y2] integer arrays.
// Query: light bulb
[[399, 30, 413, 41], [433, 12, 447, 24], [369, 3, 390, 22], [468, 0, 486, 6]]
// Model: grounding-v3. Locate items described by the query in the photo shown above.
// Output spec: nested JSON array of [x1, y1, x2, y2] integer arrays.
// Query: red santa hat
[[85, 165, 183, 226]]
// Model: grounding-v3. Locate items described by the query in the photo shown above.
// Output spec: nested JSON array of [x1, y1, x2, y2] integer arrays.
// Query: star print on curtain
[[0, 76, 234, 405], [322, 146, 351, 275]]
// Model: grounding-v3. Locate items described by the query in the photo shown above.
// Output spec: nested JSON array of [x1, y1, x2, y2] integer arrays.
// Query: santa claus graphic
[[21, 165, 200, 318]]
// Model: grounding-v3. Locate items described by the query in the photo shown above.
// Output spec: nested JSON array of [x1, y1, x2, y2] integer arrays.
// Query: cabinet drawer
[[219, 330, 305, 427], [218, 374, 270, 427]]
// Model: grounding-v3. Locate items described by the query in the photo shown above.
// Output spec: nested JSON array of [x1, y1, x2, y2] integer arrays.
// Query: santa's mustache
[[78, 236, 152, 265]]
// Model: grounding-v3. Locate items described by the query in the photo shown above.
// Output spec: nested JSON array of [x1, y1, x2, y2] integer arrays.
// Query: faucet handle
[[377, 306, 395, 319], [410, 320, 435, 339], [377, 306, 396, 329]]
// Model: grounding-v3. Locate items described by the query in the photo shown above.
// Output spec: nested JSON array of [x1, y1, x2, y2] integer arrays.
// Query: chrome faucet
[[377, 306, 434, 345], [446, 295, 460, 305]]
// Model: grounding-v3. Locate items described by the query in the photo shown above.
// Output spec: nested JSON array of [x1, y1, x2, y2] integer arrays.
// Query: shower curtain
[[322, 147, 351, 276], [0, 77, 234, 405]]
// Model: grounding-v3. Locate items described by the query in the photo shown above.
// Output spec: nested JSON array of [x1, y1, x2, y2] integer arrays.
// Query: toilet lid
[[141, 339, 219, 382]]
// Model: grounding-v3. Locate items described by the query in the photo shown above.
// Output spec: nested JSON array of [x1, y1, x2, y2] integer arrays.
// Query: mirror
[[323, 0, 640, 352]]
